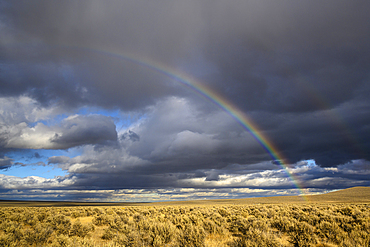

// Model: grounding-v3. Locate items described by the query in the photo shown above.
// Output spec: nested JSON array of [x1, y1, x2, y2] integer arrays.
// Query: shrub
[[46, 214, 72, 235], [24, 222, 53, 245], [149, 221, 179, 246], [92, 214, 111, 226], [51, 234, 71, 247], [115, 231, 143, 247], [271, 216, 295, 233], [70, 220, 94, 238], [179, 223, 206, 247], [231, 228, 281, 247], [101, 227, 115, 240], [288, 221, 317, 247], [1, 221, 24, 242], [202, 219, 226, 235], [0, 234, 14, 247], [0, 203, 369, 246], [318, 221, 346, 244]]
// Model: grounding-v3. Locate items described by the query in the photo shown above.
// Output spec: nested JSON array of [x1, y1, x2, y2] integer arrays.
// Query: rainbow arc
[[69, 46, 307, 199]]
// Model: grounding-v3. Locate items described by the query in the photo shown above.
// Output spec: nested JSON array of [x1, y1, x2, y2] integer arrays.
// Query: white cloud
[[0, 186, 328, 202], [0, 96, 61, 125], [3, 114, 117, 149], [0, 174, 76, 190], [168, 130, 220, 154], [6, 122, 58, 149], [178, 170, 292, 188], [49, 144, 150, 173]]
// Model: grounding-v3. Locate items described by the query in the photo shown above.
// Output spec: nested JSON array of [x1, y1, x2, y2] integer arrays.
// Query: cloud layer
[[1, 0, 370, 201]]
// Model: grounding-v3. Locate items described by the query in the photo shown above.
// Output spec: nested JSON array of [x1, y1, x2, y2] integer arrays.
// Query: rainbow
[[69, 46, 307, 198]]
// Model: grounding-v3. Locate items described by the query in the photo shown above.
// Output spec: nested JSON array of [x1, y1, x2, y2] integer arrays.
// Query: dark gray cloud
[[1, 0, 199, 110], [0, 156, 13, 170], [121, 130, 140, 142], [49, 115, 117, 149], [2, 0, 367, 112], [33, 152, 41, 159], [10, 157, 369, 191], [38, 99, 369, 191], [0, 0, 370, 201], [0, 158, 369, 201]]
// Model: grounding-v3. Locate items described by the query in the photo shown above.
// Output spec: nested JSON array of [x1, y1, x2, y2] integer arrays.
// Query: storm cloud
[[1, 108, 117, 150], [0, 0, 370, 201]]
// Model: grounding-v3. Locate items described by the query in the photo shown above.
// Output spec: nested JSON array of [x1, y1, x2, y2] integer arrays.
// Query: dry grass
[[204, 234, 234, 247], [0, 187, 369, 246]]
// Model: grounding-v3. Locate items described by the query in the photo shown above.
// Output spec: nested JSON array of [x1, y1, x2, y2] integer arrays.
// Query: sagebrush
[[0, 203, 369, 246]]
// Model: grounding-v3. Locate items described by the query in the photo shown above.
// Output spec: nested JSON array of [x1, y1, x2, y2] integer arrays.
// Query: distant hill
[[306, 186, 370, 203], [1, 186, 369, 207]]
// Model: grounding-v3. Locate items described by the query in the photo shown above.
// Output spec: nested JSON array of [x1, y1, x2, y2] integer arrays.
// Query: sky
[[0, 0, 370, 202]]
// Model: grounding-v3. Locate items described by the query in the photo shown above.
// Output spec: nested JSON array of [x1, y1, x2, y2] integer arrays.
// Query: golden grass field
[[0, 186, 369, 246]]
